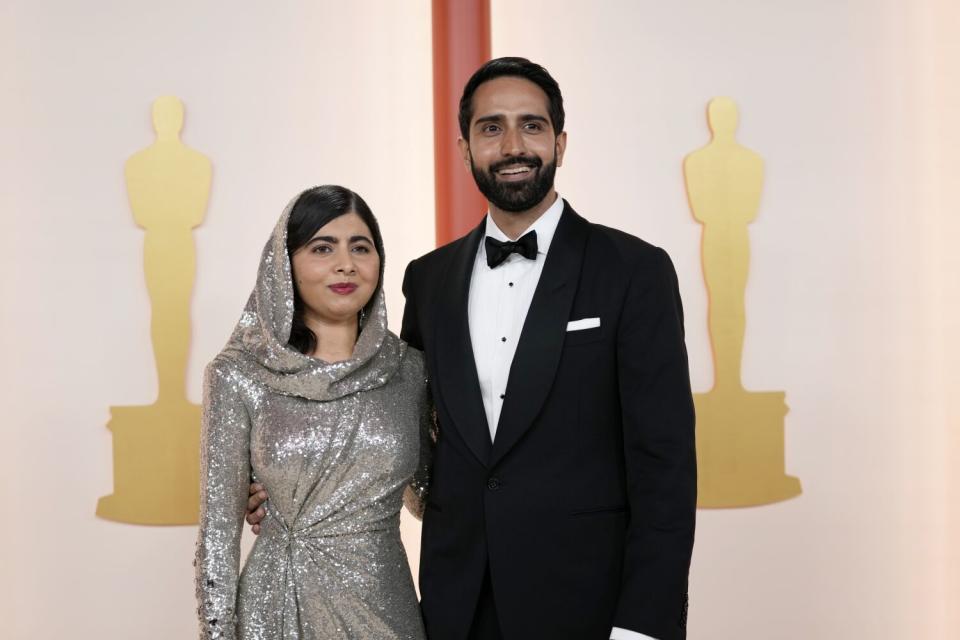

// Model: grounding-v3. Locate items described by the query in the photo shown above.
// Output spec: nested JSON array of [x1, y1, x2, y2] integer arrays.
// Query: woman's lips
[[329, 283, 358, 295]]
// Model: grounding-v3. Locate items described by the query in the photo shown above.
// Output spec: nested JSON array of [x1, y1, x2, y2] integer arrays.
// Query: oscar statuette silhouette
[[684, 97, 801, 507], [97, 96, 212, 524]]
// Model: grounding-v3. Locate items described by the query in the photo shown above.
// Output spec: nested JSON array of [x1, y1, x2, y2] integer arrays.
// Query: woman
[[195, 185, 431, 640]]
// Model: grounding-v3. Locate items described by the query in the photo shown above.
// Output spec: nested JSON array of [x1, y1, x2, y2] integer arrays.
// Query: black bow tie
[[485, 231, 538, 268]]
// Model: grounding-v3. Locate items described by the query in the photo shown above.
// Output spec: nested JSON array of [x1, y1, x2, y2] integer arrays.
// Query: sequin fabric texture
[[195, 200, 433, 640]]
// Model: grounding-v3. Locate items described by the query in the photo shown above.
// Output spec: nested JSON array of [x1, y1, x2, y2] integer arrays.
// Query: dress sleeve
[[403, 355, 436, 520], [194, 360, 252, 640]]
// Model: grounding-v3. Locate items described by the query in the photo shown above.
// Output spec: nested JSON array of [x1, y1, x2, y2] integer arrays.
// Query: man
[[250, 57, 696, 640]]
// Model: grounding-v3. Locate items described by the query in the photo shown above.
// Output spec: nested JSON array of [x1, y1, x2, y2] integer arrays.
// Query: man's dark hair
[[458, 57, 565, 139], [285, 185, 384, 355]]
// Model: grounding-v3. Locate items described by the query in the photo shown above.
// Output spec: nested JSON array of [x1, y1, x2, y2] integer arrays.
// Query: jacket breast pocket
[[563, 325, 603, 346]]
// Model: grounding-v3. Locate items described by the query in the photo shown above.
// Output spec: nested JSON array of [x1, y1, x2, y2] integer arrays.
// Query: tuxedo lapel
[[491, 204, 589, 466], [433, 220, 492, 467]]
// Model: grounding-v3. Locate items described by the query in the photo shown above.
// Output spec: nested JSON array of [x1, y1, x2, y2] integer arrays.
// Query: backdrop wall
[[1, 1, 956, 638]]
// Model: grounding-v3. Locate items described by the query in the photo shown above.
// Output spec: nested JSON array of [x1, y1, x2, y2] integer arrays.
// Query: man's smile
[[496, 164, 536, 181], [490, 158, 542, 183]]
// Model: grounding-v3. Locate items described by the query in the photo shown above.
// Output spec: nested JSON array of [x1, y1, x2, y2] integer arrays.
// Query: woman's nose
[[335, 256, 357, 275]]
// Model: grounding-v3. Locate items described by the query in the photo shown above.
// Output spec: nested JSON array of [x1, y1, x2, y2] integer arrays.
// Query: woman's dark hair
[[285, 185, 384, 355], [458, 57, 565, 139]]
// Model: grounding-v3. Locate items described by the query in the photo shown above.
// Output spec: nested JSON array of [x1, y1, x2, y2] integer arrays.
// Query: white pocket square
[[566, 317, 600, 332]]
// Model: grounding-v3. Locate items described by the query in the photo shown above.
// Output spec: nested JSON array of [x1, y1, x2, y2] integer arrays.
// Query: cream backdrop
[[1, 1, 956, 638]]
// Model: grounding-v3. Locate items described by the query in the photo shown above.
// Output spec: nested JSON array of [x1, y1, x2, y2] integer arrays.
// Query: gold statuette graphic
[[97, 96, 212, 524], [684, 97, 801, 508]]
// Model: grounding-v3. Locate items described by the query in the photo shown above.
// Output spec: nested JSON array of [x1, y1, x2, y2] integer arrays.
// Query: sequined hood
[[217, 195, 405, 401]]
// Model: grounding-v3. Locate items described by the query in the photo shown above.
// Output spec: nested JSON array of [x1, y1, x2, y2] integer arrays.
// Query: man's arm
[[611, 627, 659, 639], [400, 259, 423, 349], [610, 627, 657, 640], [613, 247, 696, 640], [403, 353, 435, 520]]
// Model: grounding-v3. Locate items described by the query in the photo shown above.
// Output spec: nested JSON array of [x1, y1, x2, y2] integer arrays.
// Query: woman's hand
[[246, 483, 268, 534]]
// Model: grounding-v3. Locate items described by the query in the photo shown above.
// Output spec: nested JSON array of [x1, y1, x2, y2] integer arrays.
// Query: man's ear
[[554, 131, 568, 168], [457, 137, 472, 171]]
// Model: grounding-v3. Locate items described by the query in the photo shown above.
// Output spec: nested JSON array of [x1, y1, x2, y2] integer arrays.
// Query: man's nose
[[500, 126, 526, 156]]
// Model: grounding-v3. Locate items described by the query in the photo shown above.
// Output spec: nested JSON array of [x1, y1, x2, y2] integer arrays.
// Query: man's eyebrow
[[474, 114, 505, 126], [519, 114, 550, 124]]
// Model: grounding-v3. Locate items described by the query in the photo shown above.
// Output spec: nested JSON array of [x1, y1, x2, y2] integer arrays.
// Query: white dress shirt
[[466, 195, 657, 640], [467, 195, 563, 441]]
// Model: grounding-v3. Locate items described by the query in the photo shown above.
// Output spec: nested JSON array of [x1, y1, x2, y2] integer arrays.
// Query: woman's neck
[[304, 314, 359, 363]]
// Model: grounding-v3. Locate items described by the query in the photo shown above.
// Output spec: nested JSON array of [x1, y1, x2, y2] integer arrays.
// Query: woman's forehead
[[311, 212, 372, 239]]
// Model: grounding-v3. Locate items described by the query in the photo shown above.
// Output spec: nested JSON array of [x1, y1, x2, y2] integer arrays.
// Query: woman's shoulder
[[390, 332, 428, 382], [206, 352, 240, 374], [204, 352, 259, 390]]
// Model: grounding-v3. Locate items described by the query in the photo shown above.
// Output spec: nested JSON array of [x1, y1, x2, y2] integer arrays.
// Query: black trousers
[[467, 566, 504, 640]]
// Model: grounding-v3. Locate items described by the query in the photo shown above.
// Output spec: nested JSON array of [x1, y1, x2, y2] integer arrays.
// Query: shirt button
[[499, 393, 505, 399], [501, 337, 506, 342], [487, 477, 501, 491], [508, 282, 514, 287]]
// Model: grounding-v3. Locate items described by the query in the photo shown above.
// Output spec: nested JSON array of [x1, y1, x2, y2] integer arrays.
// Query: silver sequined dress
[[195, 201, 432, 640]]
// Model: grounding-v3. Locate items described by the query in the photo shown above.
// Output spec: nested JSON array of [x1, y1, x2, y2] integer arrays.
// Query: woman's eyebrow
[[349, 235, 374, 245]]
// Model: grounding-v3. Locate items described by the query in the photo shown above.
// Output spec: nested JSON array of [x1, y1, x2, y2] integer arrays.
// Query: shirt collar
[[483, 194, 564, 256]]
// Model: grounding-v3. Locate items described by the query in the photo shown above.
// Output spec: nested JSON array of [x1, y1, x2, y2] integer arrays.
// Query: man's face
[[459, 76, 566, 214]]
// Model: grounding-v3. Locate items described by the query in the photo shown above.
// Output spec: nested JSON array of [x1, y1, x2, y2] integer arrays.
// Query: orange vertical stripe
[[432, 0, 491, 246]]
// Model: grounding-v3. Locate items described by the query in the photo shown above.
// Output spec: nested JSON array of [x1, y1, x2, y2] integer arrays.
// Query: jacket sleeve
[[613, 248, 697, 640], [194, 360, 252, 640], [400, 263, 436, 519], [404, 352, 436, 520], [400, 259, 424, 351]]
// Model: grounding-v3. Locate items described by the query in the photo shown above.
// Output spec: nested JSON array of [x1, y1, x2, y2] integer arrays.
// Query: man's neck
[[489, 190, 558, 240]]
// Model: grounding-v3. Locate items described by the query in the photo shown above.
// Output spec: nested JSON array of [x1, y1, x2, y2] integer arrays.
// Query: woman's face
[[290, 212, 380, 326]]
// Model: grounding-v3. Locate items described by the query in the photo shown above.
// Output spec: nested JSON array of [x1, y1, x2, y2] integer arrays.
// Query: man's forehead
[[471, 76, 550, 119]]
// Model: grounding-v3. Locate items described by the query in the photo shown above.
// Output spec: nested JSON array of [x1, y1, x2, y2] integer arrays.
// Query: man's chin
[[495, 196, 542, 213]]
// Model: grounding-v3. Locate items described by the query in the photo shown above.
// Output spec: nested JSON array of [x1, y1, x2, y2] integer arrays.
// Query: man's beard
[[470, 153, 557, 213]]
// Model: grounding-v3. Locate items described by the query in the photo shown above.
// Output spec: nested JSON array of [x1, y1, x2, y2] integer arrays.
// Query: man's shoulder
[[579, 219, 679, 307], [411, 238, 462, 265], [583, 218, 669, 272], [405, 231, 475, 281]]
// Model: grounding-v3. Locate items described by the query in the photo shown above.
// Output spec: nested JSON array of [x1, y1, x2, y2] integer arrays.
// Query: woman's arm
[[194, 360, 252, 640]]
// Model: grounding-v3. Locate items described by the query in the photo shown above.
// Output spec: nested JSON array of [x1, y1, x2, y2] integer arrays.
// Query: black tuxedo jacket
[[401, 202, 696, 640]]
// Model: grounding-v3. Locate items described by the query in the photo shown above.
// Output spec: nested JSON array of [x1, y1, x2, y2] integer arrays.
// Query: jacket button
[[487, 477, 501, 491]]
